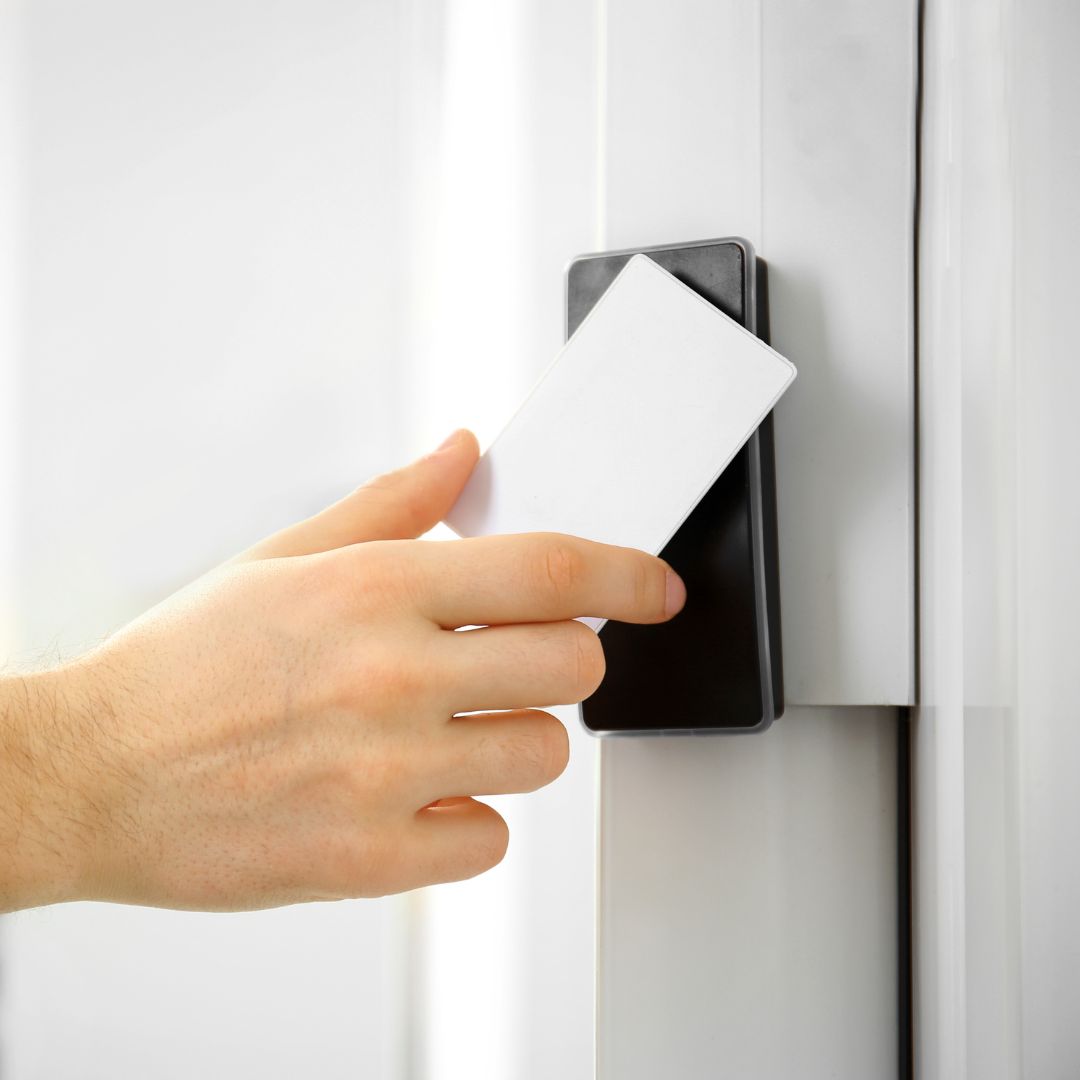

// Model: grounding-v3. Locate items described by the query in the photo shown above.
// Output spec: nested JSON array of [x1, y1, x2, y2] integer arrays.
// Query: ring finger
[[429, 709, 570, 800]]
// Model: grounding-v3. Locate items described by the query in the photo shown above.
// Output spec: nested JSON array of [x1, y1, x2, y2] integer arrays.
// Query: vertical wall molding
[[915, 0, 1026, 1076]]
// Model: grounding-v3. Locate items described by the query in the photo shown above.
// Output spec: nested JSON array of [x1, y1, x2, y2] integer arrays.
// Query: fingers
[[394, 798, 510, 891], [234, 429, 479, 562], [435, 709, 570, 798], [390, 710, 568, 890], [438, 621, 605, 712], [409, 532, 686, 629]]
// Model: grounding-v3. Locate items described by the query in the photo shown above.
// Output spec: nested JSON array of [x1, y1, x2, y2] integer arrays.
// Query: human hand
[[0, 429, 686, 912]]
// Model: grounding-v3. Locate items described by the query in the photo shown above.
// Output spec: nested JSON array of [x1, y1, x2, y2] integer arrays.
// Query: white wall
[[2, 2, 409, 1075]]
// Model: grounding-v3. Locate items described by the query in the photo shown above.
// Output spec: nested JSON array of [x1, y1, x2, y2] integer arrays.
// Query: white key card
[[444, 253, 797, 630]]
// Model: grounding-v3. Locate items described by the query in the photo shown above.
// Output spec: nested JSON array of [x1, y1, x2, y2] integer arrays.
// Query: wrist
[[0, 666, 102, 911]]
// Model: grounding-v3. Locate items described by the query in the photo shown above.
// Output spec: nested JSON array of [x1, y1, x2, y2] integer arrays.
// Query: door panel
[[599, 707, 897, 1078]]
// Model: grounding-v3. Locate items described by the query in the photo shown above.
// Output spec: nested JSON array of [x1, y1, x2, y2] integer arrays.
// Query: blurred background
[[0, 0, 598, 1075]]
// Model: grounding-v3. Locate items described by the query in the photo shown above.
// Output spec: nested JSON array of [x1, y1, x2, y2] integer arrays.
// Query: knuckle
[[351, 541, 424, 611], [358, 742, 412, 799], [380, 654, 421, 698], [506, 713, 569, 790], [362, 470, 428, 537], [568, 621, 606, 698], [633, 556, 666, 619], [535, 537, 586, 602], [359, 643, 433, 712], [287, 551, 351, 616]]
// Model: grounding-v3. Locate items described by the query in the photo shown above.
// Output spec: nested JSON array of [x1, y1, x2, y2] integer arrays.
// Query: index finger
[[408, 532, 686, 629]]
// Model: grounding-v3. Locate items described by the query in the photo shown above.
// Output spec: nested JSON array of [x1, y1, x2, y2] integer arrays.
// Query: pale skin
[[0, 429, 686, 914]]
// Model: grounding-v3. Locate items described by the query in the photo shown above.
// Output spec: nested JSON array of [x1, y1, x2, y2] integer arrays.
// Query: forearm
[[0, 669, 89, 912]]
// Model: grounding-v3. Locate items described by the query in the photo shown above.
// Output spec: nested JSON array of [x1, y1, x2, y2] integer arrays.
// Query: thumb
[[236, 429, 480, 562]]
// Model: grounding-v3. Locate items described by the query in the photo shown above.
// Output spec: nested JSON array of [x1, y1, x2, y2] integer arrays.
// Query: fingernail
[[664, 569, 687, 617]]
